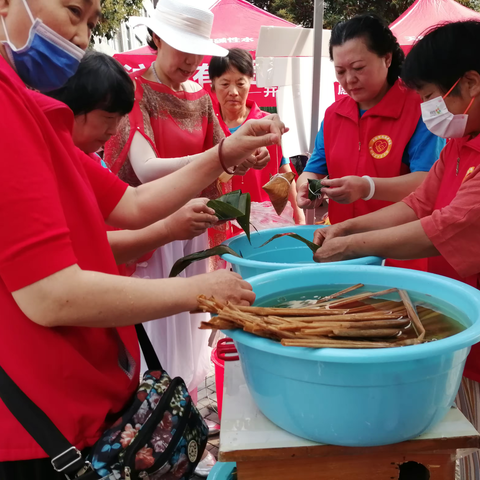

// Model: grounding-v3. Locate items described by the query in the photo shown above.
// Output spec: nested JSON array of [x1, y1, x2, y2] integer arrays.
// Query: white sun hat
[[130, 0, 228, 57]]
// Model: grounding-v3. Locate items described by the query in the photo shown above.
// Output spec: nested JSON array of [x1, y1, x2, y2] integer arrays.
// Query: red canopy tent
[[390, 0, 480, 53], [113, 0, 295, 108]]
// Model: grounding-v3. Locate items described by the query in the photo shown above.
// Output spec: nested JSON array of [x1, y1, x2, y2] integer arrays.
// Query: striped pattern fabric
[[456, 377, 480, 479]]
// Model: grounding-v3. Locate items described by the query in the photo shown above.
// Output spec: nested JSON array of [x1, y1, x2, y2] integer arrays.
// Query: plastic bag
[[232, 201, 295, 232]]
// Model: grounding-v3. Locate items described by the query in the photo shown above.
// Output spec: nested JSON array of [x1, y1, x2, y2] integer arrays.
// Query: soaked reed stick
[[281, 338, 394, 348], [234, 306, 349, 316], [330, 328, 401, 338], [287, 312, 402, 322], [399, 290, 426, 341], [294, 318, 410, 333], [315, 284, 364, 303], [323, 288, 397, 309]]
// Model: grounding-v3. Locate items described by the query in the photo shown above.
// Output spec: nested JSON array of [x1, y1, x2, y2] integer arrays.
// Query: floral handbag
[[0, 324, 208, 480]]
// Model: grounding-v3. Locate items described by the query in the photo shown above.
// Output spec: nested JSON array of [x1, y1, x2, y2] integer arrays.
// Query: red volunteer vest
[[323, 80, 420, 223], [426, 137, 480, 382], [324, 81, 426, 271]]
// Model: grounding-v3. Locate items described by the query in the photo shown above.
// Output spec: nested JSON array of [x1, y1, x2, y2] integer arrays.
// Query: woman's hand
[[313, 222, 352, 248], [234, 147, 271, 176], [188, 270, 255, 306], [164, 198, 218, 241], [222, 115, 287, 169], [296, 181, 323, 209], [251, 147, 270, 170], [234, 161, 251, 176], [321, 176, 370, 204], [313, 236, 356, 263]]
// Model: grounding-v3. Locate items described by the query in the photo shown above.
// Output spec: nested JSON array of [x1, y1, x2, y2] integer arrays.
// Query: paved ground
[[192, 363, 221, 479]]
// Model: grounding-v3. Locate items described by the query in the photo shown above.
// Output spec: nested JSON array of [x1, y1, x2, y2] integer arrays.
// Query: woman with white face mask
[[310, 21, 480, 478], [0, 0, 285, 477]]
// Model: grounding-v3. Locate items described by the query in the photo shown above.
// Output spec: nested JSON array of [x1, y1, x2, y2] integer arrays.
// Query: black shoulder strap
[[0, 365, 88, 476], [0, 324, 161, 477], [135, 323, 162, 371]]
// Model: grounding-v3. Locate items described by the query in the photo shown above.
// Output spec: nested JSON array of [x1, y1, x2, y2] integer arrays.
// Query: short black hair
[[48, 51, 134, 116], [209, 48, 254, 82], [401, 21, 480, 95], [329, 13, 404, 86]]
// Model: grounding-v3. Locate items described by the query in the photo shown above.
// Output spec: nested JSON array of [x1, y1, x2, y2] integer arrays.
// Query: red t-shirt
[[403, 134, 480, 382], [0, 57, 140, 461]]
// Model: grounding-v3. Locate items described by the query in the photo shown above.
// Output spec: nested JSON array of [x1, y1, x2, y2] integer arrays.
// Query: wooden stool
[[219, 362, 480, 479]]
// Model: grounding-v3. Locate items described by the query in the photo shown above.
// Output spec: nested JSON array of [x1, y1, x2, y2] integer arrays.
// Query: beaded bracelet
[[218, 138, 237, 175]]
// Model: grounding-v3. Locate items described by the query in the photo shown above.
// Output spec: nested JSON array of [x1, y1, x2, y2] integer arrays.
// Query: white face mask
[[421, 79, 475, 139]]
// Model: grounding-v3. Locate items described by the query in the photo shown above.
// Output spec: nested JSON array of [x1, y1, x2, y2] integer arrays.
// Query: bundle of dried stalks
[[197, 287, 427, 349]]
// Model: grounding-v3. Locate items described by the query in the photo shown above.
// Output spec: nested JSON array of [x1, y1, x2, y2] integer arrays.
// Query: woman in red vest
[[297, 15, 444, 236], [312, 21, 480, 478], [209, 48, 305, 225]]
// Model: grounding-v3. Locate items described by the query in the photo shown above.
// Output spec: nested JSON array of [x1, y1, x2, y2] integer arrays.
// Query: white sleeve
[[129, 131, 195, 183]]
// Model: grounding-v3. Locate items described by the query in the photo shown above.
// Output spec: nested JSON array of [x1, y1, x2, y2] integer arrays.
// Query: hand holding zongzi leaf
[[164, 198, 218, 241], [308, 178, 324, 201], [296, 177, 325, 209], [208, 190, 251, 241]]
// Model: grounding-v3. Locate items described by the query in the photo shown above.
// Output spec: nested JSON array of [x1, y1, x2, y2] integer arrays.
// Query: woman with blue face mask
[[0, 0, 286, 477], [310, 21, 480, 478]]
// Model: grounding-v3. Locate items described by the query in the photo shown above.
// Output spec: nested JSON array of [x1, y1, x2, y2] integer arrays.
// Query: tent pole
[[310, 0, 325, 152]]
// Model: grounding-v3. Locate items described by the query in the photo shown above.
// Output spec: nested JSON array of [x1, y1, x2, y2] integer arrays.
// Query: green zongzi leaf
[[169, 245, 242, 278], [258, 232, 319, 253], [207, 198, 243, 221], [208, 190, 251, 241], [308, 178, 323, 201], [236, 192, 251, 241]]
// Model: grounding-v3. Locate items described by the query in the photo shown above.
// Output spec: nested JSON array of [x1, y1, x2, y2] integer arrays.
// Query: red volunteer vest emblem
[[369, 135, 393, 159]]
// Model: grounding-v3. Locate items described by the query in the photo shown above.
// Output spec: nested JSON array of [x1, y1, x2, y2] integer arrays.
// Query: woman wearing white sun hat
[[104, 1, 270, 475]]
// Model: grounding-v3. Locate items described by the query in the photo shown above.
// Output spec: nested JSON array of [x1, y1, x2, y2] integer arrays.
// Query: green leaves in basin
[[258, 232, 320, 253], [308, 178, 323, 201], [169, 245, 242, 278], [208, 190, 251, 241]]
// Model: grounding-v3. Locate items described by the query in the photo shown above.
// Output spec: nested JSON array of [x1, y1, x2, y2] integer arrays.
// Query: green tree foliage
[[92, 0, 144, 41], [249, 0, 480, 29]]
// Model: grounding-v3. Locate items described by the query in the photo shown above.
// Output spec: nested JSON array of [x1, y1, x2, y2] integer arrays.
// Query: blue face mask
[[1, 0, 85, 92]]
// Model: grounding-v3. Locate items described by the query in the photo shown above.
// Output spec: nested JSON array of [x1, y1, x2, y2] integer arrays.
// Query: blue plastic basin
[[207, 462, 236, 479], [221, 226, 382, 279], [227, 265, 480, 447]]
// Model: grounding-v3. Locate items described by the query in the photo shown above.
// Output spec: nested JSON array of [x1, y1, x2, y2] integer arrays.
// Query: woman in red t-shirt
[[208, 48, 305, 225], [0, 0, 286, 477], [49, 50, 218, 271], [311, 21, 480, 479]]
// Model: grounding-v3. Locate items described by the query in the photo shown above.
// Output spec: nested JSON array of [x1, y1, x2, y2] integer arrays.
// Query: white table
[[219, 361, 480, 479]]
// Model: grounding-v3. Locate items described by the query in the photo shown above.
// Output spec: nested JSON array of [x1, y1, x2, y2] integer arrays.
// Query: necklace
[[151, 62, 163, 84]]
